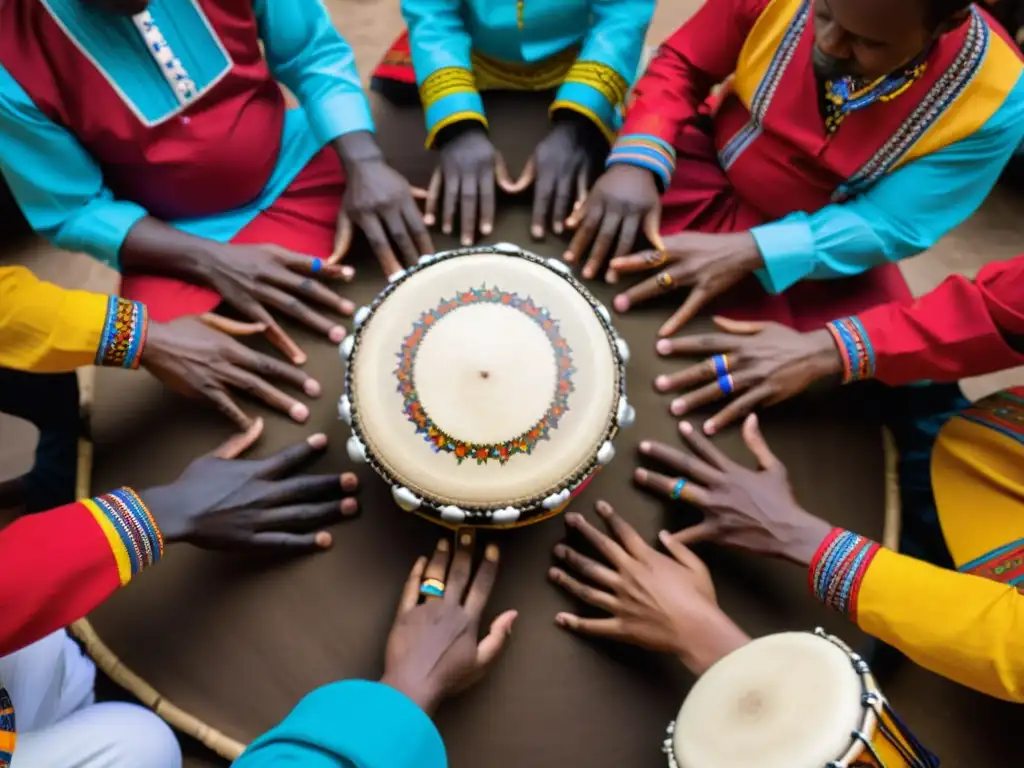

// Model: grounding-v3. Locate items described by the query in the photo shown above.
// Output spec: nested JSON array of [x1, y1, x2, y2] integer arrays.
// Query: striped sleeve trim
[[562, 60, 629, 107], [82, 488, 164, 586], [809, 528, 881, 621], [419, 66, 478, 109], [825, 316, 875, 384], [606, 133, 677, 190], [96, 297, 148, 369]]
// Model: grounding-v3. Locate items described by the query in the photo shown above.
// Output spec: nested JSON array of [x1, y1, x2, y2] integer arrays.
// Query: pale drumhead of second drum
[[672, 633, 864, 768], [352, 253, 617, 508]]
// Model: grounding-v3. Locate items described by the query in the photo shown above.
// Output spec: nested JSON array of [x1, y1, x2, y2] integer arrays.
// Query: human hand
[[635, 416, 833, 567], [550, 501, 749, 675], [195, 242, 354, 364], [610, 232, 764, 337], [382, 535, 517, 715], [334, 158, 433, 276], [423, 126, 519, 247], [654, 318, 844, 434], [563, 164, 662, 281], [517, 120, 592, 240], [138, 430, 359, 550], [141, 315, 323, 430]]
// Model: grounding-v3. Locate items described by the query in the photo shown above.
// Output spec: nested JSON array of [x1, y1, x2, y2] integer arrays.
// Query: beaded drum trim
[[826, 316, 875, 384], [718, 0, 811, 171], [834, 7, 988, 201], [96, 297, 148, 369], [396, 286, 576, 465], [0, 688, 13, 768], [83, 488, 164, 586], [342, 245, 628, 527], [809, 528, 881, 620], [606, 134, 677, 190]]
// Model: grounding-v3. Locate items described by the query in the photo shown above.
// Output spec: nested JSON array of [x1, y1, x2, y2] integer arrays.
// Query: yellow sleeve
[[858, 548, 1024, 702], [0, 266, 148, 373]]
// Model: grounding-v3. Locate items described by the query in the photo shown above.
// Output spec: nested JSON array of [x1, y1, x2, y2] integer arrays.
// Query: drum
[[338, 243, 633, 529], [665, 629, 938, 768]]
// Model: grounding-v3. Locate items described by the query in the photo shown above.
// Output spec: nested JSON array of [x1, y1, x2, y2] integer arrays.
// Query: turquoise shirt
[[233, 681, 447, 768], [749, 73, 1024, 294], [402, 0, 655, 145], [0, 0, 372, 270]]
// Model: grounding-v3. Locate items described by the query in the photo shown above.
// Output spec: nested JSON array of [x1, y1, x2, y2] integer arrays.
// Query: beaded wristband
[[605, 133, 676, 191], [809, 528, 880, 620], [83, 488, 163, 585], [96, 297, 148, 369], [825, 316, 875, 383]]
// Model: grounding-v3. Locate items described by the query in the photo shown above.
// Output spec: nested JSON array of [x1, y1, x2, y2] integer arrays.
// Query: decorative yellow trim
[[472, 47, 576, 92], [419, 67, 478, 109], [425, 110, 489, 149], [562, 60, 630, 107], [549, 99, 617, 145], [82, 498, 133, 586]]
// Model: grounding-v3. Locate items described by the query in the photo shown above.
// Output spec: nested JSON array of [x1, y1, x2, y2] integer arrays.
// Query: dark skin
[[653, 317, 842, 434], [609, 232, 765, 337], [550, 501, 750, 675], [383, 535, 517, 714], [139, 431, 360, 550], [141, 315, 325, 431], [634, 416, 834, 567], [330, 131, 434, 275], [565, 0, 968, 273], [121, 219, 354, 365]]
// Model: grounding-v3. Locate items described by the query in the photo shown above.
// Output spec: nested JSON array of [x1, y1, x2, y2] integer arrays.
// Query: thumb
[[643, 206, 665, 252], [476, 609, 518, 668], [712, 315, 765, 335], [409, 186, 429, 201], [328, 213, 353, 265], [209, 417, 264, 460], [499, 156, 534, 194], [199, 313, 267, 337], [741, 413, 781, 471]]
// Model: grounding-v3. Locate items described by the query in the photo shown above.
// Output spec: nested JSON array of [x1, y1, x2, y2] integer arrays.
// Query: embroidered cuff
[[749, 215, 817, 294], [809, 528, 880, 620], [82, 488, 164, 586], [826, 316, 876, 383], [605, 133, 676, 191], [420, 67, 487, 147], [551, 60, 629, 144], [96, 297, 148, 369]]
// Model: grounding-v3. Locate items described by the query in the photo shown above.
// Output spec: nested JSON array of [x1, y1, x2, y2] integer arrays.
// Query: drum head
[[346, 247, 622, 525], [673, 633, 864, 768]]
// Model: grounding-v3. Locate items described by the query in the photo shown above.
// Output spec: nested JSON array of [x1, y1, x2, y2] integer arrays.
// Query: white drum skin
[[340, 245, 631, 528]]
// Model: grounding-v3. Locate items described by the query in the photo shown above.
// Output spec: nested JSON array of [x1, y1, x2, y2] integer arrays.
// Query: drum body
[[338, 244, 633, 529], [666, 629, 937, 768]]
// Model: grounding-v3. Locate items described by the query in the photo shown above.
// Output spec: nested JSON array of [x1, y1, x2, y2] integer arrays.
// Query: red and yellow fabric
[[0, 266, 148, 373], [0, 488, 162, 658]]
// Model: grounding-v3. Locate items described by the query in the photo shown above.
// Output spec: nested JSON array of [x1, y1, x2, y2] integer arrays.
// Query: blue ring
[[717, 372, 734, 395], [419, 583, 444, 598], [712, 354, 729, 378], [671, 478, 687, 500], [310, 258, 323, 274]]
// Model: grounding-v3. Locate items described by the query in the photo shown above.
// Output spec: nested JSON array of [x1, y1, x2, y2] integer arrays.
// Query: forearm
[[332, 130, 386, 168], [235, 680, 446, 768], [119, 215, 215, 278], [676, 611, 752, 676], [812, 532, 1024, 702], [0, 489, 162, 657]]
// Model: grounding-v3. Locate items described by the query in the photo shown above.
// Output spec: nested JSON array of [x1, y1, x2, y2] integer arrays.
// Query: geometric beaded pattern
[[132, 10, 198, 105], [395, 285, 576, 465], [958, 387, 1024, 447], [96, 297, 148, 369], [834, 8, 989, 201], [0, 687, 13, 768], [809, 528, 881, 620], [826, 316, 875, 384], [91, 488, 164, 578]]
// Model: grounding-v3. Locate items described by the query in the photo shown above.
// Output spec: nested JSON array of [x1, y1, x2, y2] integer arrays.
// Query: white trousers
[[0, 631, 181, 768]]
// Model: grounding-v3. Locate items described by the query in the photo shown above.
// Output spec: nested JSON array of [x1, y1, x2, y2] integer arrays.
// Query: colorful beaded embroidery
[[606, 133, 677, 190], [132, 10, 198, 105], [822, 53, 929, 134], [0, 687, 13, 768], [83, 488, 164, 586], [96, 297, 148, 369], [959, 538, 1024, 589], [395, 285, 576, 465], [809, 528, 881, 620], [826, 316, 875, 383], [959, 388, 1024, 447]]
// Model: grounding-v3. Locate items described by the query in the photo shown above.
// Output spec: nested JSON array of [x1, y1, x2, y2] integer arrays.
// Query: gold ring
[[419, 578, 445, 599], [656, 271, 674, 290], [645, 249, 668, 268]]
